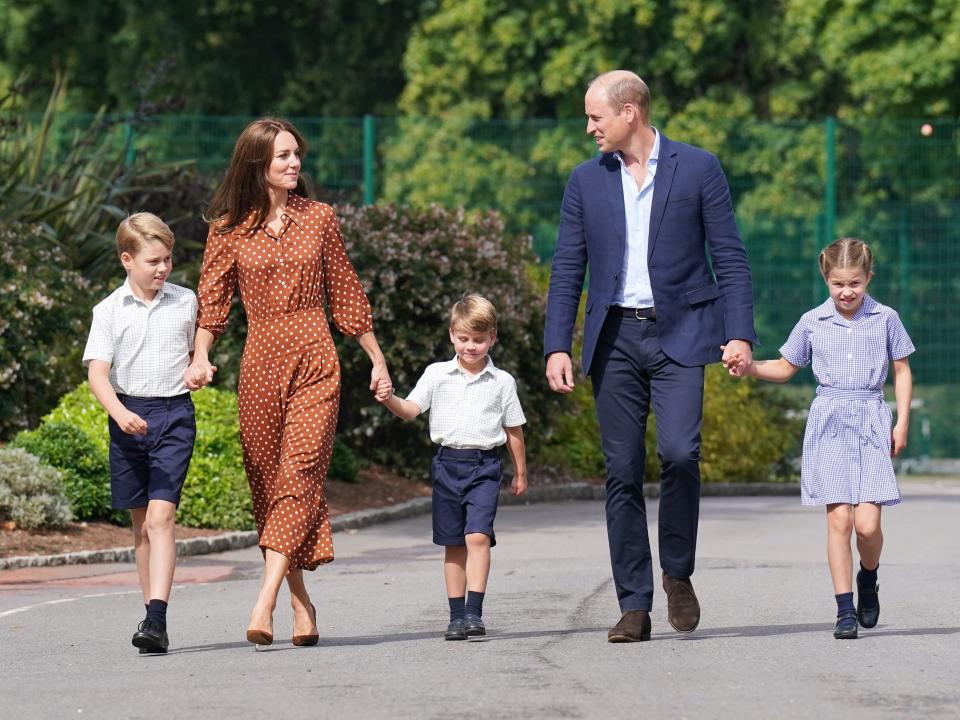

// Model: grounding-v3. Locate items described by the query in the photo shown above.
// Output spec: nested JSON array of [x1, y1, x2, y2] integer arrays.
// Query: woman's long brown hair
[[205, 118, 310, 234]]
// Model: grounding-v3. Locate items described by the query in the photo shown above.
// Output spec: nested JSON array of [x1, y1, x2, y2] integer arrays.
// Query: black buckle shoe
[[444, 617, 467, 641], [833, 611, 858, 640], [132, 618, 169, 653], [463, 614, 486, 637], [856, 571, 880, 629]]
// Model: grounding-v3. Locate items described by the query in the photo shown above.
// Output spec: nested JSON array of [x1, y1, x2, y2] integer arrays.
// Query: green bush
[[328, 439, 359, 483], [12, 420, 120, 522], [0, 222, 92, 439], [14, 383, 255, 529], [0, 447, 73, 530], [335, 203, 563, 477], [537, 365, 803, 484]]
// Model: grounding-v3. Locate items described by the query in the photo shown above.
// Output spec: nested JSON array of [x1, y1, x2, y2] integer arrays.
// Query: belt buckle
[[634, 307, 646, 320]]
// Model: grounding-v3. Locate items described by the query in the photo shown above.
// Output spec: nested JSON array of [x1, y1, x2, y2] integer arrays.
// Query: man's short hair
[[449, 294, 497, 334], [116, 212, 175, 257], [589, 70, 650, 122]]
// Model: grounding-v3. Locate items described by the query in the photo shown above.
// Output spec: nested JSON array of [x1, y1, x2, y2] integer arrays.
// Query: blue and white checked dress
[[780, 295, 915, 506]]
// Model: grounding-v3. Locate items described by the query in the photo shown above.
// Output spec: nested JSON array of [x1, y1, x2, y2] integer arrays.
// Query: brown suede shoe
[[662, 572, 700, 632], [607, 610, 652, 643]]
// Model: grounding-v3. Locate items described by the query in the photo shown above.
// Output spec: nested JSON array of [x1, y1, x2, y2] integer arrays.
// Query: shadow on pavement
[[681, 622, 960, 639]]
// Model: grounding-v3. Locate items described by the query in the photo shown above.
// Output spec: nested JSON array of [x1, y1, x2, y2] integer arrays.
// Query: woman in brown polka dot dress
[[185, 118, 393, 646]]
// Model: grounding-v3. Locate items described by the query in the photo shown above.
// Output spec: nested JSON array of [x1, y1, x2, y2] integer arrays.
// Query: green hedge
[[0, 447, 73, 530], [537, 365, 803, 484], [13, 383, 361, 527], [13, 384, 253, 529]]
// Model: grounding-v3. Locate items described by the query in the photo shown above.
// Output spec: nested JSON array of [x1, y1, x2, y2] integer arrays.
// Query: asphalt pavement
[[1, 477, 958, 719]]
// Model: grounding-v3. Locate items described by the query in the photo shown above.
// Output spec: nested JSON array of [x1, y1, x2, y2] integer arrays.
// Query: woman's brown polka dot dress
[[197, 193, 372, 570]]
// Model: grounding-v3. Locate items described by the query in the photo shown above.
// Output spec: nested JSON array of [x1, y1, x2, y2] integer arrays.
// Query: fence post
[[363, 114, 376, 205], [824, 116, 837, 244]]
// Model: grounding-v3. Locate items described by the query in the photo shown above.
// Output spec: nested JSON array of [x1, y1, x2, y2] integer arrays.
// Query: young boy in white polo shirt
[[379, 294, 527, 640], [83, 212, 198, 654]]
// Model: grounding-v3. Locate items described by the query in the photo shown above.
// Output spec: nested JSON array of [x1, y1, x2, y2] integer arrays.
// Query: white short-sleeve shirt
[[82, 279, 197, 397], [405, 355, 526, 450]]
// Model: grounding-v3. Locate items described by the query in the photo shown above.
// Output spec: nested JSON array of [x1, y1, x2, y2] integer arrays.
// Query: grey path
[[2, 478, 959, 719]]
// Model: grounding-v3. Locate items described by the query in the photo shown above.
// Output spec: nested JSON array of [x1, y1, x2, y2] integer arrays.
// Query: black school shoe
[[463, 613, 486, 637], [444, 617, 468, 641], [833, 611, 858, 640], [132, 618, 169, 653], [856, 570, 880, 628]]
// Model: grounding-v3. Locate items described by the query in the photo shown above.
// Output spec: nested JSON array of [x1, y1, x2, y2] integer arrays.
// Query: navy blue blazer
[[544, 134, 758, 376]]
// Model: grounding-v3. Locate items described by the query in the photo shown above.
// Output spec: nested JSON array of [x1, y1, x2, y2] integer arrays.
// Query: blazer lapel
[[648, 136, 677, 259], [602, 154, 627, 262]]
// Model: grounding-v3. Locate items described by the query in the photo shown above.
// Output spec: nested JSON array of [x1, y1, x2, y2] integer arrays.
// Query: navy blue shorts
[[108, 394, 196, 510], [431, 447, 503, 547]]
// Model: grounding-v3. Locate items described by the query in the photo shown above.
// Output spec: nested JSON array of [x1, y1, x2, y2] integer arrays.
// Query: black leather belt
[[617, 306, 656, 321]]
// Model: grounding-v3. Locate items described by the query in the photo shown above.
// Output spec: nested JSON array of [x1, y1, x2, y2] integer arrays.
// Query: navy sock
[[835, 592, 855, 616], [466, 591, 485, 618], [146, 599, 168, 628], [859, 563, 879, 588], [448, 596, 465, 621]]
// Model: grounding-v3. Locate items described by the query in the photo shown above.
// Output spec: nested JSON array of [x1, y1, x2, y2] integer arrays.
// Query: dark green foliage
[[0, 447, 73, 530], [328, 439, 359, 484], [1, 0, 428, 116], [538, 365, 804, 484], [12, 421, 119, 522], [335, 203, 562, 478], [0, 222, 93, 438], [14, 383, 254, 529]]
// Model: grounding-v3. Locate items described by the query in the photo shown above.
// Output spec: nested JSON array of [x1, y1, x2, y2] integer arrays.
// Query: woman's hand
[[185, 358, 217, 391], [370, 362, 392, 402]]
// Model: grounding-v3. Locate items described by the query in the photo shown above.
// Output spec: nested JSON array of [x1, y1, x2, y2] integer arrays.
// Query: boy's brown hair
[[449, 294, 497, 334], [116, 212, 175, 257]]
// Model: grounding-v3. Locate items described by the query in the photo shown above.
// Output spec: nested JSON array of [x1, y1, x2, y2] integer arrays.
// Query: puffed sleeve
[[321, 206, 374, 337], [886, 310, 916, 361], [779, 317, 811, 367], [196, 224, 238, 339]]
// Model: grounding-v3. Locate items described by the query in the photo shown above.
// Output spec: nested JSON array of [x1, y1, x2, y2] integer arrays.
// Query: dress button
[[847, 353, 852, 359], [847, 328, 852, 334]]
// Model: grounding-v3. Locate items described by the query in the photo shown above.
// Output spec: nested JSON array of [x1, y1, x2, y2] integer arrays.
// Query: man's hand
[[510, 472, 527, 496], [546, 352, 576, 393], [721, 339, 753, 377]]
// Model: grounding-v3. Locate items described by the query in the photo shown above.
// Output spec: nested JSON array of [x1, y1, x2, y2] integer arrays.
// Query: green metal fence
[[35, 113, 960, 460]]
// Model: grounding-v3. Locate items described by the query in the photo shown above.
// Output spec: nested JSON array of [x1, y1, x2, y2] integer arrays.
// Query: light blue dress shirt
[[613, 128, 660, 309]]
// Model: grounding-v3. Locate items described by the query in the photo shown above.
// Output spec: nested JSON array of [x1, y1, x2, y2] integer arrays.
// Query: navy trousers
[[591, 313, 704, 612]]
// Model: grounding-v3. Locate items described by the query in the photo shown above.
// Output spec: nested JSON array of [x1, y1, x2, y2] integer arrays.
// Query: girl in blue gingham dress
[[725, 238, 914, 640]]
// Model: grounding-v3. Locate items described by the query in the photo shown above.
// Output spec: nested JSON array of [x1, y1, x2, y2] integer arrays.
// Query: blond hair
[[819, 237, 874, 278], [589, 70, 650, 123], [449, 294, 497, 334], [116, 212, 175, 257]]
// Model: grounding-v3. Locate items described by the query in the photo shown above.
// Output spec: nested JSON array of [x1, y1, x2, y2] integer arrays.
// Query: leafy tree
[[0, 0, 432, 116]]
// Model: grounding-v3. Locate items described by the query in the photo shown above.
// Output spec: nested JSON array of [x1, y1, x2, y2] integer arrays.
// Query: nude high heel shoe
[[292, 603, 319, 646]]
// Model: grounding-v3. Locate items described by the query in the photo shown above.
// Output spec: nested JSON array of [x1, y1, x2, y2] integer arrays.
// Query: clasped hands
[[720, 339, 753, 377]]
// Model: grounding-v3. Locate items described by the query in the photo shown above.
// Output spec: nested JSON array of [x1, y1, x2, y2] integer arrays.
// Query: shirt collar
[[281, 192, 308, 230], [442, 354, 497, 379], [121, 277, 165, 306], [816, 294, 880, 321], [613, 126, 660, 168]]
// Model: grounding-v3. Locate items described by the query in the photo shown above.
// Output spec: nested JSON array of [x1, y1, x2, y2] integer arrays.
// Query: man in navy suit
[[544, 70, 757, 642]]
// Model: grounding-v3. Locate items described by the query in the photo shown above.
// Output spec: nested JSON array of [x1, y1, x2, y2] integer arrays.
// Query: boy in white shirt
[[379, 294, 527, 640], [83, 213, 198, 654]]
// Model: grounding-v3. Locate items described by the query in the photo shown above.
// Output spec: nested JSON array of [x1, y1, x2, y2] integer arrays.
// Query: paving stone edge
[[0, 481, 798, 571]]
